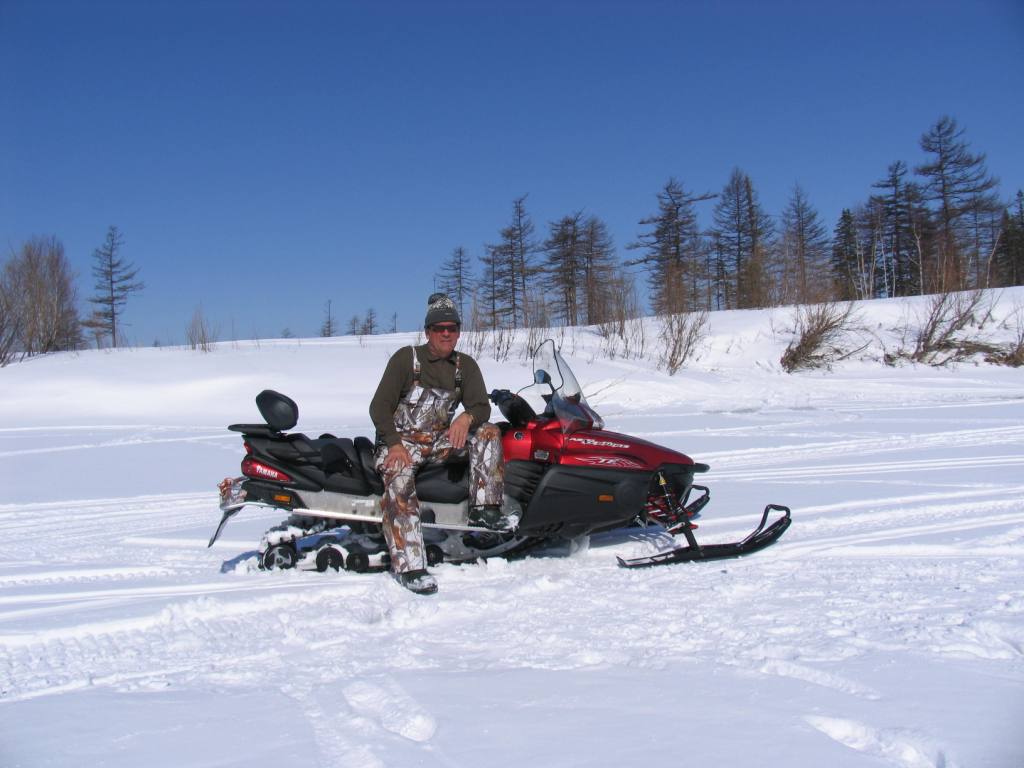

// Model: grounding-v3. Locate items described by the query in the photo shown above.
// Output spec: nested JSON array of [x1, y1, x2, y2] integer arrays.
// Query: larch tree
[[993, 190, 1024, 287], [84, 226, 143, 348], [435, 246, 474, 326], [579, 215, 619, 325], [779, 185, 830, 304], [542, 211, 585, 326], [712, 169, 774, 309], [915, 116, 1000, 291], [871, 161, 922, 297], [627, 178, 714, 314], [320, 299, 337, 337]]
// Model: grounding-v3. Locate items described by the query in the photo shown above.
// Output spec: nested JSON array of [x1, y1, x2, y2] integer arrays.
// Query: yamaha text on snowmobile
[[209, 339, 791, 572]]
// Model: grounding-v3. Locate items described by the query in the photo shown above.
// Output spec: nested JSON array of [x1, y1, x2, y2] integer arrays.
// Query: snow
[[2, 290, 1023, 767]]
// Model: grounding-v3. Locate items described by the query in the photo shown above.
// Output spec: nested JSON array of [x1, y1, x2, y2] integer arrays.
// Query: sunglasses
[[428, 323, 461, 334]]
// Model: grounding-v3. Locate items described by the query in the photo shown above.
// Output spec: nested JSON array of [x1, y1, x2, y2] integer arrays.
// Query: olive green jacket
[[369, 344, 491, 447]]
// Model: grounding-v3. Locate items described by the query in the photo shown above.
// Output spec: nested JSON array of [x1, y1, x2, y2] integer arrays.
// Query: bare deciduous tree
[[186, 305, 218, 351], [360, 307, 378, 335], [1, 236, 82, 362]]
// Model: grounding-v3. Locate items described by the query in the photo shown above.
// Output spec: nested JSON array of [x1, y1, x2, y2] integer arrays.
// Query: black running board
[[617, 504, 791, 568]]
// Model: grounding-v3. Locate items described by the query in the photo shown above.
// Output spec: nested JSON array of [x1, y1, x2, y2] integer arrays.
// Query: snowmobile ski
[[617, 504, 791, 568]]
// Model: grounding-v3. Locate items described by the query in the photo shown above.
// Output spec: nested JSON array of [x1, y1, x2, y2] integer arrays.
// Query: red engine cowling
[[502, 418, 696, 472]]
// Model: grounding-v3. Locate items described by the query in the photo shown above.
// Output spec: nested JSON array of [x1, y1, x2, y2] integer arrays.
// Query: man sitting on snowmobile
[[369, 293, 507, 595]]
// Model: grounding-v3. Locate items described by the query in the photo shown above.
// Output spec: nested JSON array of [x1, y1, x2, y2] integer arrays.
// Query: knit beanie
[[424, 293, 461, 327]]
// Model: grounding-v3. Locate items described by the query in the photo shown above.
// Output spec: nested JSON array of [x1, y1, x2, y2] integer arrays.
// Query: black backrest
[[256, 390, 299, 431], [354, 436, 384, 495]]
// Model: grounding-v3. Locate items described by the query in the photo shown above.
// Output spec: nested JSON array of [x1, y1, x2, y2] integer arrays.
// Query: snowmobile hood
[[560, 428, 699, 470]]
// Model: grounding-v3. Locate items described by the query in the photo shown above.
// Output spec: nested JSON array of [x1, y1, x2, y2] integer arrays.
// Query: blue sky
[[2, 0, 1022, 344]]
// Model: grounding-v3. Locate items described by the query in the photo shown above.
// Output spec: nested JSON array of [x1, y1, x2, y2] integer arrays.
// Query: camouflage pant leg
[[469, 422, 504, 506], [425, 423, 504, 507], [374, 441, 428, 574]]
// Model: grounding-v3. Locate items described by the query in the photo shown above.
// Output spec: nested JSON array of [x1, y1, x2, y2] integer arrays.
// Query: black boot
[[393, 569, 438, 595], [468, 504, 514, 531]]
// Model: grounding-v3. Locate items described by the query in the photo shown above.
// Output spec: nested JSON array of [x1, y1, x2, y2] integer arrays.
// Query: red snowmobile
[[210, 339, 790, 571]]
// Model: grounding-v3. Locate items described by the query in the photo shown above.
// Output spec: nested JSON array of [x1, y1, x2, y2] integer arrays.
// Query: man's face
[[425, 323, 460, 357]]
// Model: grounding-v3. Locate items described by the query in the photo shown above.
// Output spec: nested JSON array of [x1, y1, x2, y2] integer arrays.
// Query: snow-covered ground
[[2, 291, 1023, 767]]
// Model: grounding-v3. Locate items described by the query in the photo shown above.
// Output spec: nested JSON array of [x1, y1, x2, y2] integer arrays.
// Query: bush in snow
[[780, 302, 862, 372], [905, 290, 1001, 365], [984, 304, 1024, 367], [658, 311, 708, 375]]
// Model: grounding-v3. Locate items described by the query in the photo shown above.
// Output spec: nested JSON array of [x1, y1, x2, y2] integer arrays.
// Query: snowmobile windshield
[[529, 339, 604, 434]]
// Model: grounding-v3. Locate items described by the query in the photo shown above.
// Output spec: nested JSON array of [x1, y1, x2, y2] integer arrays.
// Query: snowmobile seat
[[354, 436, 385, 494], [316, 437, 359, 475], [265, 433, 324, 465], [350, 436, 469, 502], [415, 460, 470, 504]]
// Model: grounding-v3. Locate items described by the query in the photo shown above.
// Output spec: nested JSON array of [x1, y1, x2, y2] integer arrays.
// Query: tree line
[[0, 225, 143, 365], [436, 116, 1022, 328], [3, 115, 1020, 365]]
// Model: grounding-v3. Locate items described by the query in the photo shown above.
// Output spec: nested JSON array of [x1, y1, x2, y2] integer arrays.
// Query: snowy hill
[[1, 291, 1023, 767]]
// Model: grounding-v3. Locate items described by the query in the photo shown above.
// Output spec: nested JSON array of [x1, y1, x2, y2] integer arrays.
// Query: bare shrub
[[780, 302, 861, 372], [658, 311, 708, 375], [985, 305, 1024, 367], [624, 316, 647, 360], [910, 290, 998, 364], [491, 327, 514, 362], [596, 272, 647, 361], [461, 328, 485, 359], [186, 306, 218, 352], [520, 324, 547, 362]]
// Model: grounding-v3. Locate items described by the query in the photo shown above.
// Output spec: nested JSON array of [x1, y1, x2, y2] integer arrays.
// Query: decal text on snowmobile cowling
[[568, 436, 631, 449]]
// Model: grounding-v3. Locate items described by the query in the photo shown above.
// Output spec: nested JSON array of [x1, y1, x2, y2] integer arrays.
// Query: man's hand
[[383, 443, 412, 472], [448, 412, 474, 449]]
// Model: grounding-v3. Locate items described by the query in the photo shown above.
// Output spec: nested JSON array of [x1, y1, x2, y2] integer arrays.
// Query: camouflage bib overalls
[[375, 347, 504, 573]]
